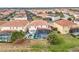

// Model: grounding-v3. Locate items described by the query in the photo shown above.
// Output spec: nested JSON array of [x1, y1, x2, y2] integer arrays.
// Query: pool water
[[34, 30, 50, 39]]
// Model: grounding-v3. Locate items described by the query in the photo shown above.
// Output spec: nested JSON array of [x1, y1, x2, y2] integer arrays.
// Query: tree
[[47, 32, 62, 45], [43, 17, 52, 22], [11, 31, 25, 42], [59, 12, 64, 18], [55, 11, 64, 18], [55, 11, 60, 16], [32, 16, 42, 20], [47, 11, 53, 14], [70, 15, 75, 20], [68, 18, 72, 21]]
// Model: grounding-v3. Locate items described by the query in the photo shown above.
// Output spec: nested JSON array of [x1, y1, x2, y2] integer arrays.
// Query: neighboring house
[[0, 30, 14, 42], [0, 20, 29, 32], [45, 13, 60, 22], [27, 20, 52, 39], [53, 19, 77, 34], [74, 19, 79, 25], [47, 16, 60, 22], [0, 20, 29, 42], [47, 13, 70, 22], [71, 19, 79, 35], [62, 14, 70, 19], [13, 17, 27, 20], [73, 12, 79, 19]]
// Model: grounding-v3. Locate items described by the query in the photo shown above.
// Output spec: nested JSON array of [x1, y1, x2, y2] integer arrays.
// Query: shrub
[[53, 28, 57, 31], [57, 31, 60, 33], [11, 31, 25, 42], [68, 18, 72, 21], [47, 32, 62, 45]]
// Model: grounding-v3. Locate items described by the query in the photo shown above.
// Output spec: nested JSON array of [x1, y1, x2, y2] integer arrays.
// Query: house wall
[[28, 26, 37, 34], [28, 25, 48, 34], [29, 25, 48, 29], [0, 26, 27, 32], [14, 17, 27, 20], [51, 16, 60, 21], [74, 21, 79, 25], [53, 22, 70, 34], [73, 14, 79, 19]]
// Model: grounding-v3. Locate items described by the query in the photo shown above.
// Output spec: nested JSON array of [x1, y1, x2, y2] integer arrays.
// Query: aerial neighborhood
[[0, 8, 79, 51]]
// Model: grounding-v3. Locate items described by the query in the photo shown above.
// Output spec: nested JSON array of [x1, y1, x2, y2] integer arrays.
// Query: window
[[14, 27, 16, 29], [38, 25, 41, 28], [42, 25, 47, 28]]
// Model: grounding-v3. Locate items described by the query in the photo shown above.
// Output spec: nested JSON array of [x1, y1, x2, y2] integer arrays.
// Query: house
[[69, 19, 79, 35], [53, 19, 77, 34], [0, 30, 14, 42], [46, 15, 60, 22], [46, 13, 70, 22], [0, 20, 29, 42], [0, 20, 29, 32], [27, 20, 52, 39], [73, 12, 79, 19], [62, 13, 70, 19], [74, 19, 79, 25], [13, 17, 27, 20], [13, 10, 27, 20]]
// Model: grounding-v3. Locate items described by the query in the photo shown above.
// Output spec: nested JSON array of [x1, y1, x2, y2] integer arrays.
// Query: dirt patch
[[13, 39, 30, 45], [30, 39, 47, 46], [69, 47, 79, 52], [0, 39, 31, 52], [0, 39, 48, 52]]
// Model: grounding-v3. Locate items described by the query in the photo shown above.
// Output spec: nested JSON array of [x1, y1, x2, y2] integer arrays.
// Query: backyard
[[0, 31, 79, 52], [29, 31, 79, 52], [47, 31, 79, 52]]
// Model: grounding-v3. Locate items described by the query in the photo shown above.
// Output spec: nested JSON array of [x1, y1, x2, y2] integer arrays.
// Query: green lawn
[[48, 32, 79, 52]]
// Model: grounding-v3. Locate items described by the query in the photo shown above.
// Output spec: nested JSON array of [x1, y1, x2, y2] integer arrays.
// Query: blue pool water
[[34, 30, 50, 39]]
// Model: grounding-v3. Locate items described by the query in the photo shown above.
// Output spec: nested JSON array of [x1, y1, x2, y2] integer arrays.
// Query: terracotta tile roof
[[29, 20, 48, 26], [0, 21, 7, 25], [0, 20, 29, 27], [55, 19, 76, 26]]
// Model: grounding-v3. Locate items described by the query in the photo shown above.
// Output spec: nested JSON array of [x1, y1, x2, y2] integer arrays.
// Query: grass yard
[[30, 40, 48, 52], [0, 32, 79, 52], [48, 32, 79, 52]]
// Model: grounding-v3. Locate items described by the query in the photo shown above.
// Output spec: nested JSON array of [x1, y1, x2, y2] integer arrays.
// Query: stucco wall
[[0, 26, 27, 32], [28, 25, 49, 34], [53, 22, 70, 34]]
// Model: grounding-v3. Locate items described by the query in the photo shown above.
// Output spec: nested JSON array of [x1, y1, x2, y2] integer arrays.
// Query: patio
[[26, 29, 51, 39], [0, 31, 12, 42]]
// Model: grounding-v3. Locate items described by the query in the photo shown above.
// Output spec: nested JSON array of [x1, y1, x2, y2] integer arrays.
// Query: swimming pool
[[34, 30, 50, 39]]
